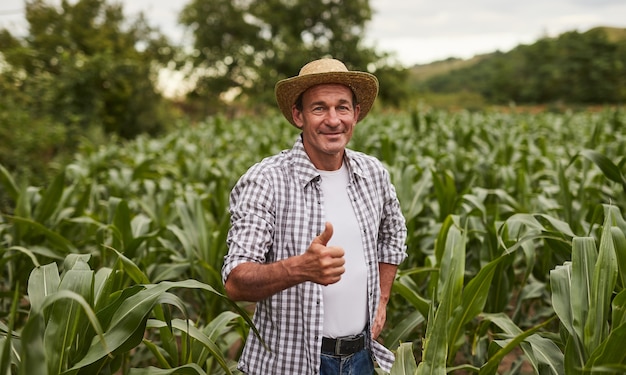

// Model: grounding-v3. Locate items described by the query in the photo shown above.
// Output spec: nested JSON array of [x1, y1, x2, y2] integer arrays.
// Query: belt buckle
[[335, 338, 342, 355]]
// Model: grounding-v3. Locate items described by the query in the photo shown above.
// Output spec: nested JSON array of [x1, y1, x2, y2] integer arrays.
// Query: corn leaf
[[448, 252, 512, 357], [611, 226, 626, 290], [0, 163, 19, 201], [27, 262, 61, 316], [579, 149, 626, 188], [584, 210, 618, 354], [33, 171, 65, 224], [570, 236, 597, 364], [394, 275, 431, 318], [612, 289, 626, 328], [585, 321, 626, 370], [171, 318, 231, 374], [417, 222, 465, 375], [7, 215, 76, 254], [70, 280, 258, 370], [390, 342, 418, 375], [44, 268, 94, 375], [18, 315, 46, 375], [386, 311, 425, 351], [128, 363, 207, 375], [481, 313, 563, 375]]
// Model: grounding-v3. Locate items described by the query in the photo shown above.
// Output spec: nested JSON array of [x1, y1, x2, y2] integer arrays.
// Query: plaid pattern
[[223, 136, 407, 374]]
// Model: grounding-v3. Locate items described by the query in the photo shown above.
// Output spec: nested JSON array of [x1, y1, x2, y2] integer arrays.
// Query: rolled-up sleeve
[[222, 168, 275, 284]]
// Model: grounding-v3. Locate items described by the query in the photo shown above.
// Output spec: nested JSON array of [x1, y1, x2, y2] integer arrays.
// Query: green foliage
[[1, 108, 626, 373], [0, 0, 178, 183], [550, 205, 626, 374], [178, 0, 411, 109], [9, 254, 251, 374], [419, 27, 626, 104]]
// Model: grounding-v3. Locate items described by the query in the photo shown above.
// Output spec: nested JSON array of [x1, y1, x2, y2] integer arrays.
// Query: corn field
[[1, 107, 625, 374]]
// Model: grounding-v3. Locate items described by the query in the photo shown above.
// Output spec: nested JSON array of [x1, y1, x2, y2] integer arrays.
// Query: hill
[[408, 26, 626, 105]]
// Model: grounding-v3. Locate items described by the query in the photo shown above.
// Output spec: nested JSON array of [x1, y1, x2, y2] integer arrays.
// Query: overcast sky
[[1, 0, 625, 66]]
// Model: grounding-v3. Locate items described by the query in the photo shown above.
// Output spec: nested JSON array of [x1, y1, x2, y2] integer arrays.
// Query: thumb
[[315, 222, 334, 246]]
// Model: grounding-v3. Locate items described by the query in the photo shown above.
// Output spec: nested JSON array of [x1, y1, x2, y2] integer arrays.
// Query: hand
[[371, 300, 387, 340], [300, 222, 345, 285]]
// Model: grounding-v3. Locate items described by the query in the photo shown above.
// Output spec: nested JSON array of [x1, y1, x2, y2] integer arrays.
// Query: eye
[[311, 106, 325, 114]]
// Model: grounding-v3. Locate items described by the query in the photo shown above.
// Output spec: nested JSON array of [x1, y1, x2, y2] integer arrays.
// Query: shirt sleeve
[[222, 166, 276, 284], [377, 167, 408, 265]]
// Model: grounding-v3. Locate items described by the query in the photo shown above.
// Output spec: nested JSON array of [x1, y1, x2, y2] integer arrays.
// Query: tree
[[178, 0, 411, 113], [0, 0, 175, 141]]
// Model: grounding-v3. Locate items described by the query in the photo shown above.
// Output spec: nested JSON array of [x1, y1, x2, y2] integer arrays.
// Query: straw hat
[[275, 58, 379, 126]]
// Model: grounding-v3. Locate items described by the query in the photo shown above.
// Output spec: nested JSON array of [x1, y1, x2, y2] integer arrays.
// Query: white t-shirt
[[318, 163, 368, 338]]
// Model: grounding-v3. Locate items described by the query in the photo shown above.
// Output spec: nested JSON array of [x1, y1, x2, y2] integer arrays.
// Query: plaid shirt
[[223, 136, 407, 374]]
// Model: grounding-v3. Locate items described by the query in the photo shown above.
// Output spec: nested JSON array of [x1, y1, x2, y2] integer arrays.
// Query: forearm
[[225, 222, 345, 302], [224, 257, 307, 302], [379, 262, 398, 304]]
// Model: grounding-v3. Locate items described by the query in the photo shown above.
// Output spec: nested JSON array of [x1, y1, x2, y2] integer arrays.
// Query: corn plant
[[390, 213, 564, 374], [2, 109, 626, 373], [0, 250, 255, 375], [550, 204, 626, 374]]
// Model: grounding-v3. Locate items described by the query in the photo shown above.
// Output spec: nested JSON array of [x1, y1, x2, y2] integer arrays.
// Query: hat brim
[[275, 71, 379, 126]]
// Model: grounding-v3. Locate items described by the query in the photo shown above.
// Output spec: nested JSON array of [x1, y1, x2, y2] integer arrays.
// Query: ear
[[291, 105, 304, 129]]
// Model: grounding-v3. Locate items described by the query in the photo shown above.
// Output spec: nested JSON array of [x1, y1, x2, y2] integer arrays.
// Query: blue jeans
[[320, 348, 374, 375]]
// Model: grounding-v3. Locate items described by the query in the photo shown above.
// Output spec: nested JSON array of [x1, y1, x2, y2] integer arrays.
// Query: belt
[[321, 333, 366, 356]]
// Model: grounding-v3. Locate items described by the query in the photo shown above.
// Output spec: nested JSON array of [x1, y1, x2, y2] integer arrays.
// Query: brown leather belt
[[321, 333, 366, 356]]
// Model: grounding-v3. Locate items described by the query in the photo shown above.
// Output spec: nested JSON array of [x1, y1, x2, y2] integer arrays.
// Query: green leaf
[[27, 263, 61, 315], [585, 321, 626, 370], [1, 283, 20, 375], [171, 318, 231, 374], [448, 253, 511, 356], [386, 311, 425, 351], [584, 210, 618, 353], [0, 163, 19, 201], [33, 170, 65, 224], [112, 199, 133, 252], [18, 315, 46, 375], [70, 280, 257, 370], [128, 363, 207, 375], [480, 314, 562, 375], [611, 226, 626, 290], [417, 222, 465, 375], [394, 274, 432, 319], [579, 149, 626, 187], [570, 236, 597, 362], [612, 289, 626, 328], [7, 215, 77, 254], [390, 342, 418, 375], [44, 268, 94, 375]]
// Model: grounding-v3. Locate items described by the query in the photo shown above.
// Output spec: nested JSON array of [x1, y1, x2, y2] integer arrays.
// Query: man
[[222, 58, 407, 374]]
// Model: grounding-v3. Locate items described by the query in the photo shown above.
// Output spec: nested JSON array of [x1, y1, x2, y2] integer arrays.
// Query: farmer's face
[[292, 84, 360, 171]]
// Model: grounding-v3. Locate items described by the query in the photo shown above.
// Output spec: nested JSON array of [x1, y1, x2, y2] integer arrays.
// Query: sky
[[1, 0, 625, 67]]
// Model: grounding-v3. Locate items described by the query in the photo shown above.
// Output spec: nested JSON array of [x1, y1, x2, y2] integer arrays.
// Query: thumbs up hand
[[300, 222, 345, 285]]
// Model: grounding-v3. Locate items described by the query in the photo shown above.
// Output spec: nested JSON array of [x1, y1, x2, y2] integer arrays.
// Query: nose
[[325, 107, 342, 126]]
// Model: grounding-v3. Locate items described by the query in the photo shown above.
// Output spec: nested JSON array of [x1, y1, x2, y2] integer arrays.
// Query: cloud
[[2, 0, 625, 66], [366, 0, 626, 65]]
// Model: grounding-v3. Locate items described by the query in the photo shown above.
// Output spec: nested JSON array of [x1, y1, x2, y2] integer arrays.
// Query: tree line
[[419, 27, 626, 105]]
